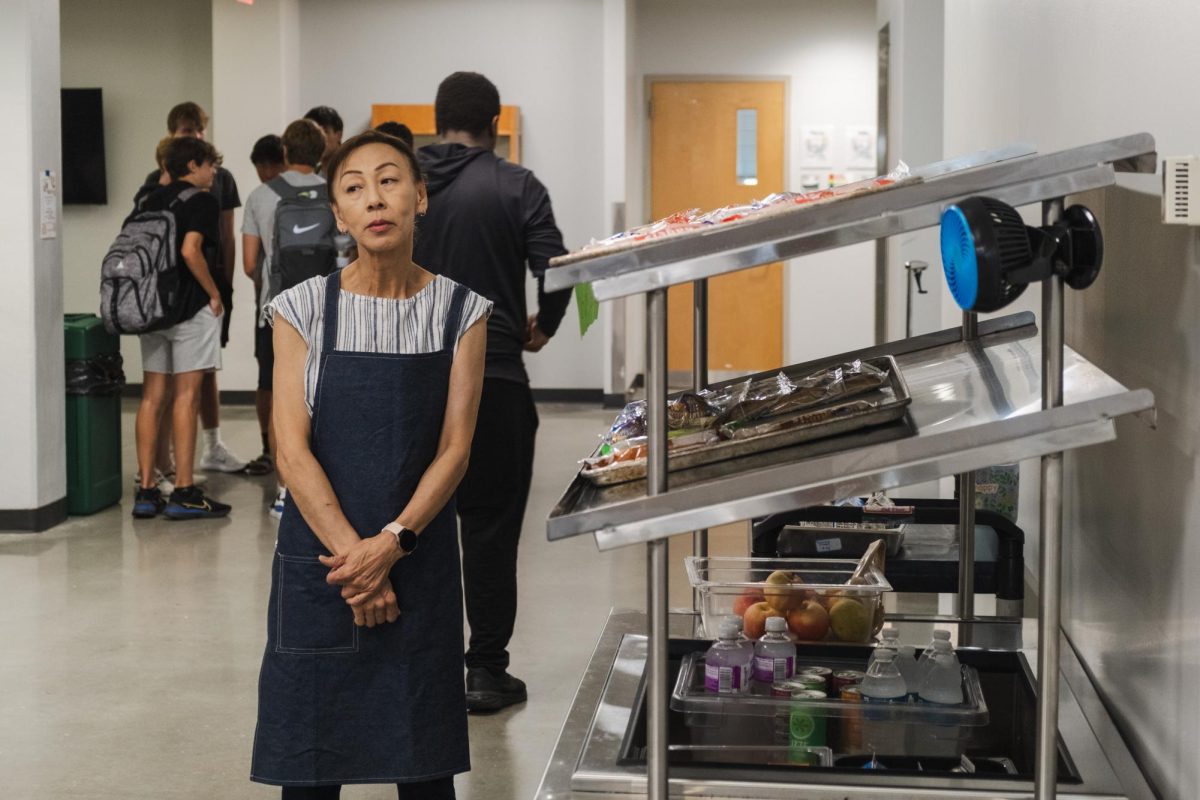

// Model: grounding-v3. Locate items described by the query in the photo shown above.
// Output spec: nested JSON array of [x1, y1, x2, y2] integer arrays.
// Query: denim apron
[[251, 271, 471, 787]]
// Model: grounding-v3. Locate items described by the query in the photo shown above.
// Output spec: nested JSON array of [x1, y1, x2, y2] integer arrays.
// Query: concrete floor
[[0, 400, 671, 800]]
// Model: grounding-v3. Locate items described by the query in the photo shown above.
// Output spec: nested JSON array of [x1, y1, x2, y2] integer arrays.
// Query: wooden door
[[650, 80, 785, 377]]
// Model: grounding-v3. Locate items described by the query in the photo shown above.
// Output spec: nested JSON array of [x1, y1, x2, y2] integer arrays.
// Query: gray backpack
[[268, 176, 336, 300], [99, 186, 199, 335]]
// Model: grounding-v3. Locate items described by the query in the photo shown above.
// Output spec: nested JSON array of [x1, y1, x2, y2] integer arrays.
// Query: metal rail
[[645, 289, 669, 800], [691, 280, 709, 612]]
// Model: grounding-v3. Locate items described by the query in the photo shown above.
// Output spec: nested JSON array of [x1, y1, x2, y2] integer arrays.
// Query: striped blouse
[[267, 274, 493, 415]]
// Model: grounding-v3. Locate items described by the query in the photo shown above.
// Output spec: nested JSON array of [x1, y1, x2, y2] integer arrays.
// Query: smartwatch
[[383, 522, 418, 556]]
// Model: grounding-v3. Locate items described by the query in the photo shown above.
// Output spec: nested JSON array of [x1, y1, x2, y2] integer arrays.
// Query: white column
[[210, 0, 300, 392], [0, 0, 66, 529]]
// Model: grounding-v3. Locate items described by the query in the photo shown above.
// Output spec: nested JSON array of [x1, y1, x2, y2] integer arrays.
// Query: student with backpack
[[242, 119, 336, 517], [124, 137, 232, 520]]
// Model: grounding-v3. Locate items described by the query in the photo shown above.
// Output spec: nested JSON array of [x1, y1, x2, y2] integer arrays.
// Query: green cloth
[[575, 283, 600, 336]]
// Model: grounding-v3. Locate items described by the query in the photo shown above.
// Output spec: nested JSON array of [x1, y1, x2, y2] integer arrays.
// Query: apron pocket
[[275, 553, 359, 654]]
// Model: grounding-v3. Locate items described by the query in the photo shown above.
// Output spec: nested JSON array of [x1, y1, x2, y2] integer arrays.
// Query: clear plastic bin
[[672, 651, 989, 759], [685, 556, 892, 643]]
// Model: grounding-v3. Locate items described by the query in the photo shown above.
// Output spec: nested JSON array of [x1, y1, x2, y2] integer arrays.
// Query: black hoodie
[[415, 143, 571, 385]]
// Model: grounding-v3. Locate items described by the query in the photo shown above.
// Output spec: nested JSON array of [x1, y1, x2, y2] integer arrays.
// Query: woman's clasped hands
[[319, 533, 402, 628]]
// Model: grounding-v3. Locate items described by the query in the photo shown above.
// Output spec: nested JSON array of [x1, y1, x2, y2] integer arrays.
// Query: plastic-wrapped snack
[[667, 392, 721, 430], [716, 360, 889, 434]]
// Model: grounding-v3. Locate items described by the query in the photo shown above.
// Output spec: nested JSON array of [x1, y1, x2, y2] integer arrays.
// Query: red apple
[[733, 587, 766, 618], [786, 599, 831, 642], [743, 601, 785, 639]]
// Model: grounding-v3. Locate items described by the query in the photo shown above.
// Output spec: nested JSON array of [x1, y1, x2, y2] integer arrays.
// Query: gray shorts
[[139, 307, 223, 375]]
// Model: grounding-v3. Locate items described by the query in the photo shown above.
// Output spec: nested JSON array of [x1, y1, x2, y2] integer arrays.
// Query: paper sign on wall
[[40, 170, 58, 239]]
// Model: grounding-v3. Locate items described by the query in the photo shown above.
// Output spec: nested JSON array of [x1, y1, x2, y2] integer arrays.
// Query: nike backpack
[[269, 177, 337, 298], [99, 186, 199, 335]]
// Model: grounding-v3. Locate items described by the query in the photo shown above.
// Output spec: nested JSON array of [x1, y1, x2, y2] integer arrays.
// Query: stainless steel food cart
[[539, 134, 1159, 800]]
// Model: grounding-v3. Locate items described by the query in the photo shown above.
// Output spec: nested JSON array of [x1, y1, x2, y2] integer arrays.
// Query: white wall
[[294, 0, 607, 391], [60, 0, 213, 385], [627, 0, 878, 380], [0, 0, 65, 517], [940, 2, 1200, 797]]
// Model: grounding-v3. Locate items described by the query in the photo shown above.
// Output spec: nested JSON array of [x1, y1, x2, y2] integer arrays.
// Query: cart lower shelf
[[534, 610, 1155, 800]]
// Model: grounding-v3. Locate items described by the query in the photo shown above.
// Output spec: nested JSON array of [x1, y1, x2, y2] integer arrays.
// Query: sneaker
[[199, 441, 247, 473], [269, 487, 287, 520], [132, 469, 175, 495], [132, 486, 166, 518], [466, 668, 527, 713], [164, 485, 232, 520], [242, 452, 274, 476]]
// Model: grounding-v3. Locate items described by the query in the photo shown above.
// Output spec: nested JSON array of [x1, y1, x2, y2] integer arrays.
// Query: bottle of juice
[[704, 621, 752, 694], [917, 640, 963, 704], [859, 649, 907, 703], [753, 616, 796, 685]]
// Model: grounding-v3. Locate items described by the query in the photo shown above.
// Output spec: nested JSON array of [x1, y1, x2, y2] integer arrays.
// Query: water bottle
[[914, 630, 952, 688], [725, 615, 757, 662], [917, 640, 963, 704], [859, 649, 907, 703], [753, 616, 796, 685], [891, 632, 919, 697], [866, 628, 900, 673], [704, 621, 752, 694]]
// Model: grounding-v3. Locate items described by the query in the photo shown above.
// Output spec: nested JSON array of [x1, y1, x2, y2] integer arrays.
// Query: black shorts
[[254, 318, 274, 392]]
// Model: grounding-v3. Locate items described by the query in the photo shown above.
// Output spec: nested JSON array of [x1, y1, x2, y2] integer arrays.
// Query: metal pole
[[956, 311, 978, 622], [645, 289, 670, 800], [692, 280, 709, 613], [1035, 198, 1066, 800]]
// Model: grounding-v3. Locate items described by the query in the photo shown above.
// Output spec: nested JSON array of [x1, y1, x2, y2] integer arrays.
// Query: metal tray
[[580, 356, 912, 487], [778, 522, 907, 558]]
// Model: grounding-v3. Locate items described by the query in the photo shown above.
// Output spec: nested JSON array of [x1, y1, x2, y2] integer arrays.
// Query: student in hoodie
[[414, 71, 572, 713]]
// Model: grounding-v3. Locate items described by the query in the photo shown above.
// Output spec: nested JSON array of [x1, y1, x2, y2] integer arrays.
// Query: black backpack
[[268, 177, 336, 298], [99, 186, 199, 335]]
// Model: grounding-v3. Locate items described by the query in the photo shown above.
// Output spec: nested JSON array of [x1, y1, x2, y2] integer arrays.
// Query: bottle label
[[754, 655, 794, 683], [705, 663, 745, 693]]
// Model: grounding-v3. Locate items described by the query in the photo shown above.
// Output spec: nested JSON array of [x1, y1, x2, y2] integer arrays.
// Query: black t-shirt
[[140, 166, 240, 293], [136, 181, 221, 325]]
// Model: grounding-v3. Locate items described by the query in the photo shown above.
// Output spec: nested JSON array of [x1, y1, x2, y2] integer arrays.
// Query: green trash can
[[64, 314, 124, 515]]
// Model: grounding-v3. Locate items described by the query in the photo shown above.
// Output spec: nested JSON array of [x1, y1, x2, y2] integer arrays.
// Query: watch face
[[399, 528, 418, 553]]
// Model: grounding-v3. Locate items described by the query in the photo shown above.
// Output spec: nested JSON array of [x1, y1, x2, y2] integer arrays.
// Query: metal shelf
[[546, 313, 1154, 551], [545, 133, 1156, 301]]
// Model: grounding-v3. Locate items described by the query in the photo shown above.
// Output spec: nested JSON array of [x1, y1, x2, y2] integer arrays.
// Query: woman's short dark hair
[[250, 134, 284, 166], [304, 105, 344, 135], [434, 72, 500, 137], [281, 119, 326, 168], [163, 137, 222, 179], [325, 131, 423, 201]]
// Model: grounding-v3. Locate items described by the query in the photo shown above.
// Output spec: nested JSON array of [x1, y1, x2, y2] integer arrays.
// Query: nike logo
[[292, 223, 321, 235]]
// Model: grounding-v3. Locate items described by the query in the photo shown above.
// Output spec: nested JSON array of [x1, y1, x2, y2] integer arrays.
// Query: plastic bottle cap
[[881, 628, 898, 640], [725, 614, 744, 631], [765, 616, 787, 633], [718, 622, 739, 640], [933, 639, 953, 651], [933, 630, 951, 640]]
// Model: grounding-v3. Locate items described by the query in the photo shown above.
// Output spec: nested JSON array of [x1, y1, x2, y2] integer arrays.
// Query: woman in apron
[[251, 130, 491, 800]]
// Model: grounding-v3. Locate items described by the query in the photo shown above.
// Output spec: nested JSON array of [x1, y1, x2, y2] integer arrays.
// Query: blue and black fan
[[940, 196, 1104, 313]]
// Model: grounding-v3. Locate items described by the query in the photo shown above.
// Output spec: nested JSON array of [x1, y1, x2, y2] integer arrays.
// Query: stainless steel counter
[[535, 611, 1156, 800]]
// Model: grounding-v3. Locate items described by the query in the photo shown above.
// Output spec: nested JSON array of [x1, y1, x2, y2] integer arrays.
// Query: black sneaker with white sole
[[164, 485, 232, 520]]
